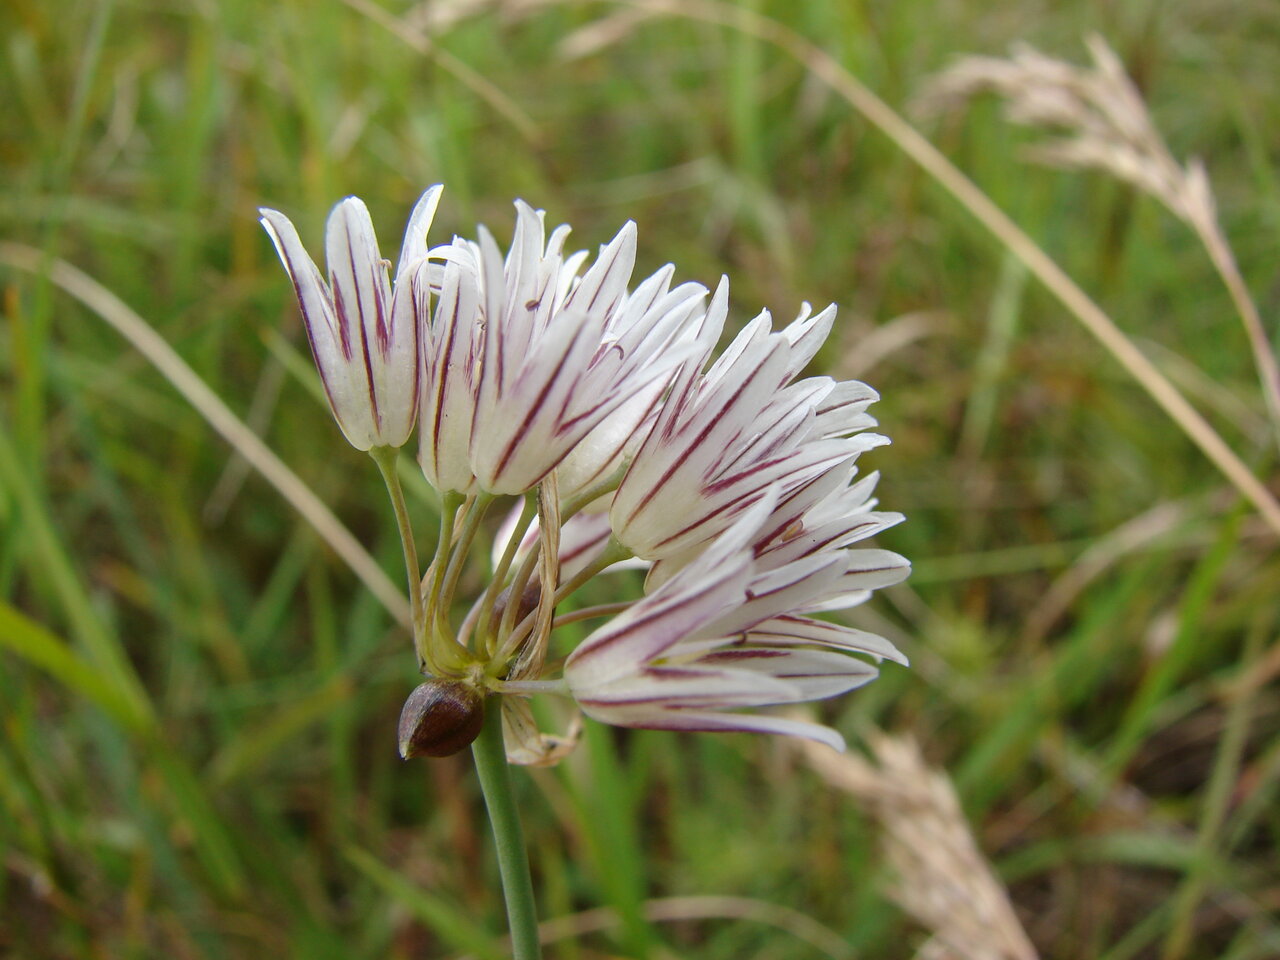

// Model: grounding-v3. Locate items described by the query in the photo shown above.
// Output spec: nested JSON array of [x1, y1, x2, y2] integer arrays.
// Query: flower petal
[[694, 645, 881, 700], [261, 196, 426, 450], [577, 703, 846, 752], [566, 493, 774, 686], [744, 615, 908, 665], [396, 185, 444, 282], [419, 257, 482, 492]]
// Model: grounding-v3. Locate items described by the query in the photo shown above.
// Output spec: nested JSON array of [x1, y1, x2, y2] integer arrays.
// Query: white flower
[[564, 494, 908, 751], [417, 201, 706, 496], [415, 249, 482, 493], [258, 187, 914, 761], [610, 294, 888, 562], [563, 288, 911, 751], [554, 265, 713, 501], [259, 188, 442, 450]]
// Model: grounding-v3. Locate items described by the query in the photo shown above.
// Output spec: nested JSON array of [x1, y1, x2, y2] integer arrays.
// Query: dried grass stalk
[[917, 35, 1280, 448], [800, 732, 1039, 960]]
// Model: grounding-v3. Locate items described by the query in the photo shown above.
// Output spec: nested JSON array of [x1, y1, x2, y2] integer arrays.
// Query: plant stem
[[471, 700, 542, 960], [559, 461, 627, 520], [475, 492, 538, 657], [371, 446, 427, 666], [551, 600, 635, 628], [439, 493, 492, 617], [422, 490, 477, 672], [503, 538, 632, 656]]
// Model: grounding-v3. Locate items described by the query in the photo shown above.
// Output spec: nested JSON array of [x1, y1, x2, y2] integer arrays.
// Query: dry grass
[[917, 35, 1280, 449], [801, 733, 1039, 960]]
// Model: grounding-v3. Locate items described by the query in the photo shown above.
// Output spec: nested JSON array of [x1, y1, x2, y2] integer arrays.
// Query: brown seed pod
[[397, 680, 485, 759]]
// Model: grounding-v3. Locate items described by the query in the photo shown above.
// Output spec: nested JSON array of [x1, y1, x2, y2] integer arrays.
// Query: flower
[[259, 187, 442, 450], [560, 289, 910, 751], [564, 485, 909, 751], [610, 292, 888, 564], [416, 201, 708, 496], [260, 185, 911, 759]]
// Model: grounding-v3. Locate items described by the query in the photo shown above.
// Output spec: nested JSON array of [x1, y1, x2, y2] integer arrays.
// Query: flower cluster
[[260, 186, 909, 761]]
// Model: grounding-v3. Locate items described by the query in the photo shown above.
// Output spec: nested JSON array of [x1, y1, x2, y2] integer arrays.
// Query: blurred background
[[2, 1, 1278, 958]]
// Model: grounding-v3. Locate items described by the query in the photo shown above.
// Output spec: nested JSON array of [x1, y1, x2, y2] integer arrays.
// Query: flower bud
[[397, 680, 485, 759]]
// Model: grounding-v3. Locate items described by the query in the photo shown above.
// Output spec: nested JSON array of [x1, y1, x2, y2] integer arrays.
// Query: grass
[[2, 1, 1279, 957]]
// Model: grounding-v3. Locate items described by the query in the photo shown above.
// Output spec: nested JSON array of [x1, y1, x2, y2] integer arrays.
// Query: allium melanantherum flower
[[261, 186, 910, 761]]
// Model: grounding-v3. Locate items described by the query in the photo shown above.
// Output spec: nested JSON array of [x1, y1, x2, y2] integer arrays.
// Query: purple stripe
[[621, 346, 778, 524], [844, 560, 905, 576], [764, 517, 881, 563], [345, 225, 381, 429], [490, 321, 591, 479], [555, 380, 621, 436], [645, 445, 835, 553], [568, 575, 730, 667], [278, 258, 327, 358], [430, 278, 462, 468], [756, 476, 829, 546], [271, 235, 351, 425], [700, 649, 788, 663], [331, 283, 354, 360], [278, 239, 346, 361], [408, 293, 421, 418], [372, 259, 390, 354], [647, 484, 770, 553]]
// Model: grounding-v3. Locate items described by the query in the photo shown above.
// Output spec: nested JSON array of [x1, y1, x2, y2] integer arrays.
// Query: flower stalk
[[475, 491, 539, 657], [371, 446, 428, 667], [437, 493, 493, 623], [470, 699, 543, 960]]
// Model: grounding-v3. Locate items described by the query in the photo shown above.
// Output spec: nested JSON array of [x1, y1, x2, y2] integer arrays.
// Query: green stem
[[551, 600, 635, 629], [371, 447, 427, 668], [425, 491, 463, 621], [489, 678, 570, 696], [420, 491, 477, 674], [501, 538, 632, 658], [551, 538, 632, 606], [471, 700, 542, 960], [438, 493, 492, 618], [560, 462, 628, 520], [476, 492, 539, 657], [498, 536, 543, 651]]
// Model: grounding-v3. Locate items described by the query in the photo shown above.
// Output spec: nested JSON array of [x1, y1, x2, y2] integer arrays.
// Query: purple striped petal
[[744, 615, 908, 665], [575, 664, 799, 711], [419, 257, 482, 493], [575, 703, 846, 752], [693, 645, 880, 700], [396, 186, 443, 283], [566, 493, 775, 685], [564, 221, 637, 321], [260, 191, 436, 450], [781, 302, 837, 378]]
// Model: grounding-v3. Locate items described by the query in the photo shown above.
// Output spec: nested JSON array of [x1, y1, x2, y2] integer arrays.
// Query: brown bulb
[[397, 680, 485, 759]]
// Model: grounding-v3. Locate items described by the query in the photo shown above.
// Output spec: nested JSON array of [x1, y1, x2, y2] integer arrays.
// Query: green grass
[[3, 1, 1279, 957]]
